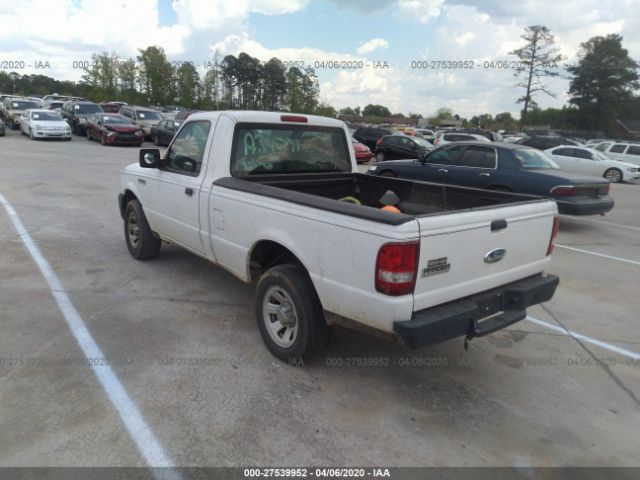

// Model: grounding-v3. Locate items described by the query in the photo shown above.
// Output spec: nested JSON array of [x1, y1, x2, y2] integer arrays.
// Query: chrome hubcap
[[127, 212, 140, 247], [262, 286, 298, 348]]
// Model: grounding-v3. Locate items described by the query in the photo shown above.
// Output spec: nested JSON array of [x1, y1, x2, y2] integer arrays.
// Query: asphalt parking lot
[[1, 128, 639, 469]]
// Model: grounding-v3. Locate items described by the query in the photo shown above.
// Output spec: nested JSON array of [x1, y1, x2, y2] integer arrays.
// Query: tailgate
[[413, 200, 557, 312]]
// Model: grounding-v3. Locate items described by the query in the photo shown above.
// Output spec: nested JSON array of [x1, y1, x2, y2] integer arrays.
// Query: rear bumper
[[394, 273, 559, 349], [555, 196, 614, 215]]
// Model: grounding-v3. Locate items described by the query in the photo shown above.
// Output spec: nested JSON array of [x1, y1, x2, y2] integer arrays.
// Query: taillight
[[375, 242, 420, 296], [280, 115, 307, 123], [549, 185, 576, 196], [547, 215, 560, 256], [376, 138, 383, 145]]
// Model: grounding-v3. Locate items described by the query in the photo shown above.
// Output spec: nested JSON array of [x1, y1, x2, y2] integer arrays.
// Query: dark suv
[[60, 101, 103, 135], [353, 126, 395, 150], [374, 134, 433, 162]]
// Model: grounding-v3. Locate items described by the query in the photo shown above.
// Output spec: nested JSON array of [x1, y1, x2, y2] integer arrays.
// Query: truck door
[[144, 120, 213, 254]]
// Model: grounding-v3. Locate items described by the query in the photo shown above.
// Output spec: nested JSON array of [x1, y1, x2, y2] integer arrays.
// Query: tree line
[[0, 47, 322, 114]]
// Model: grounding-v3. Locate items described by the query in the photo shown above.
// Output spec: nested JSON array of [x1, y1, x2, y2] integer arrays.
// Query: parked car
[[374, 134, 434, 162], [119, 111, 559, 361], [60, 100, 103, 135], [352, 126, 395, 150], [20, 109, 72, 140], [585, 138, 611, 146], [119, 105, 164, 139], [545, 146, 639, 183], [42, 100, 65, 111], [150, 119, 182, 146], [99, 102, 122, 113], [351, 138, 373, 163], [593, 142, 640, 166], [433, 132, 491, 146], [0, 118, 5, 136], [367, 142, 614, 216], [41, 94, 69, 102], [85, 113, 144, 146], [1, 97, 42, 129], [174, 109, 199, 122], [516, 135, 579, 150]]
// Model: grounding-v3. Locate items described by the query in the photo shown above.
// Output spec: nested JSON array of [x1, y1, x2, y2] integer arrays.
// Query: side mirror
[[139, 148, 161, 168], [418, 152, 428, 163]]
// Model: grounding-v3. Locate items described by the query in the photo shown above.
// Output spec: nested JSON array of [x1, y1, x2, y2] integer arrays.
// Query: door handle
[[479, 173, 491, 177], [138, 178, 146, 185], [438, 168, 448, 173], [184, 187, 194, 196]]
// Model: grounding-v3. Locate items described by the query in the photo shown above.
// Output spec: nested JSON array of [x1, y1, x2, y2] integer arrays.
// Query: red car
[[86, 113, 144, 146], [352, 138, 373, 163]]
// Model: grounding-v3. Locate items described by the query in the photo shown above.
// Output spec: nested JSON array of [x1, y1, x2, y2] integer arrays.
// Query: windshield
[[102, 115, 131, 124], [514, 148, 561, 170], [137, 110, 162, 120], [31, 112, 62, 121], [412, 137, 432, 148], [593, 151, 610, 162], [232, 124, 351, 175], [12, 101, 39, 110], [75, 104, 102, 114]]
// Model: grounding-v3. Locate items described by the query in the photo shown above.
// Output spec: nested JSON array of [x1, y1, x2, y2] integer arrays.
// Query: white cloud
[[357, 38, 390, 55], [396, 0, 444, 23]]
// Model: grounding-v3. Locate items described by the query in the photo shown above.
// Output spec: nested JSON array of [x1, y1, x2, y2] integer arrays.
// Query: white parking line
[[560, 215, 640, 231], [526, 316, 640, 362], [555, 244, 640, 266], [0, 194, 177, 471]]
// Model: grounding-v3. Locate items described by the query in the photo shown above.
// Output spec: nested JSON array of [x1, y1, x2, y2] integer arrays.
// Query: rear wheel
[[380, 171, 396, 177], [604, 168, 623, 183], [255, 264, 330, 362], [153, 135, 159, 146], [123, 199, 161, 260]]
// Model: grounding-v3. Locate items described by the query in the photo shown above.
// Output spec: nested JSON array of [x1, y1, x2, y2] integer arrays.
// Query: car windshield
[[514, 149, 560, 170], [75, 104, 102, 114], [102, 115, 131, 124], [412, 137, 432, 148], [232, 124, 351, 175], [31, 112, 62, 121], [12, 101, 39, 110], [593, 151, 610, 161], [137, 110, 162, 120]]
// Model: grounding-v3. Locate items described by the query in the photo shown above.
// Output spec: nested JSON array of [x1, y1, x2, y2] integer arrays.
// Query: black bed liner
[[214, 173, 546, 226]]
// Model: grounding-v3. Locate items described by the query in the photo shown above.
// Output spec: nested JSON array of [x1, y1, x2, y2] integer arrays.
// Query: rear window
[[12, 101, 39, 110], [514, 149, 560, 170], [232, 124, 351, 176], [444, 134, 474, 141], [74, 103, 102, 114]]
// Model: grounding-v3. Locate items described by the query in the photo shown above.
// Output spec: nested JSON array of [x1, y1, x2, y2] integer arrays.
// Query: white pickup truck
[[118, 111, 559, 361]]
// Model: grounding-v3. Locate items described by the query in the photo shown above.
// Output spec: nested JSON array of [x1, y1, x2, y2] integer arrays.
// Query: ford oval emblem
[[484, 248, 506, 264]]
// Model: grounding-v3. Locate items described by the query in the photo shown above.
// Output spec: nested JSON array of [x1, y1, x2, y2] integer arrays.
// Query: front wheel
[[123, 199, 161, 260], [255, 264, 330, 362], [153, 135, 159, 146], [375, 151, 385, 162], [604, 168, 623, 183]]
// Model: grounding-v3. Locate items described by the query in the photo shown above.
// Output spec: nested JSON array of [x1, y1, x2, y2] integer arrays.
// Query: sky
[[1, 0, 639, 118]]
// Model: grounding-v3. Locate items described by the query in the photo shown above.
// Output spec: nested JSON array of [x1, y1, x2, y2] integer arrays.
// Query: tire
[[86, 130, 92, 140], [101, 135, 106, 146], [123, 199, 161, 260], [604, 168, 623, 183], [375, 151, 385, 162], [153, 135, 159, 146], [255, 263, 330, 362], [29, 129, 35, 140], [380, 171, 396, 177]]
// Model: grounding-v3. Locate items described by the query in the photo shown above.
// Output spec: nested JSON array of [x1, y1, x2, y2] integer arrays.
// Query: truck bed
[[214, 173, 546, 224]]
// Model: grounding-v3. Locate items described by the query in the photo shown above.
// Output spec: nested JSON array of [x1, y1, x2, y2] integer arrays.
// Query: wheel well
[[487, 185, 512, 192], [119, 189, 139, 218], [249, 240, 305, 282]]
